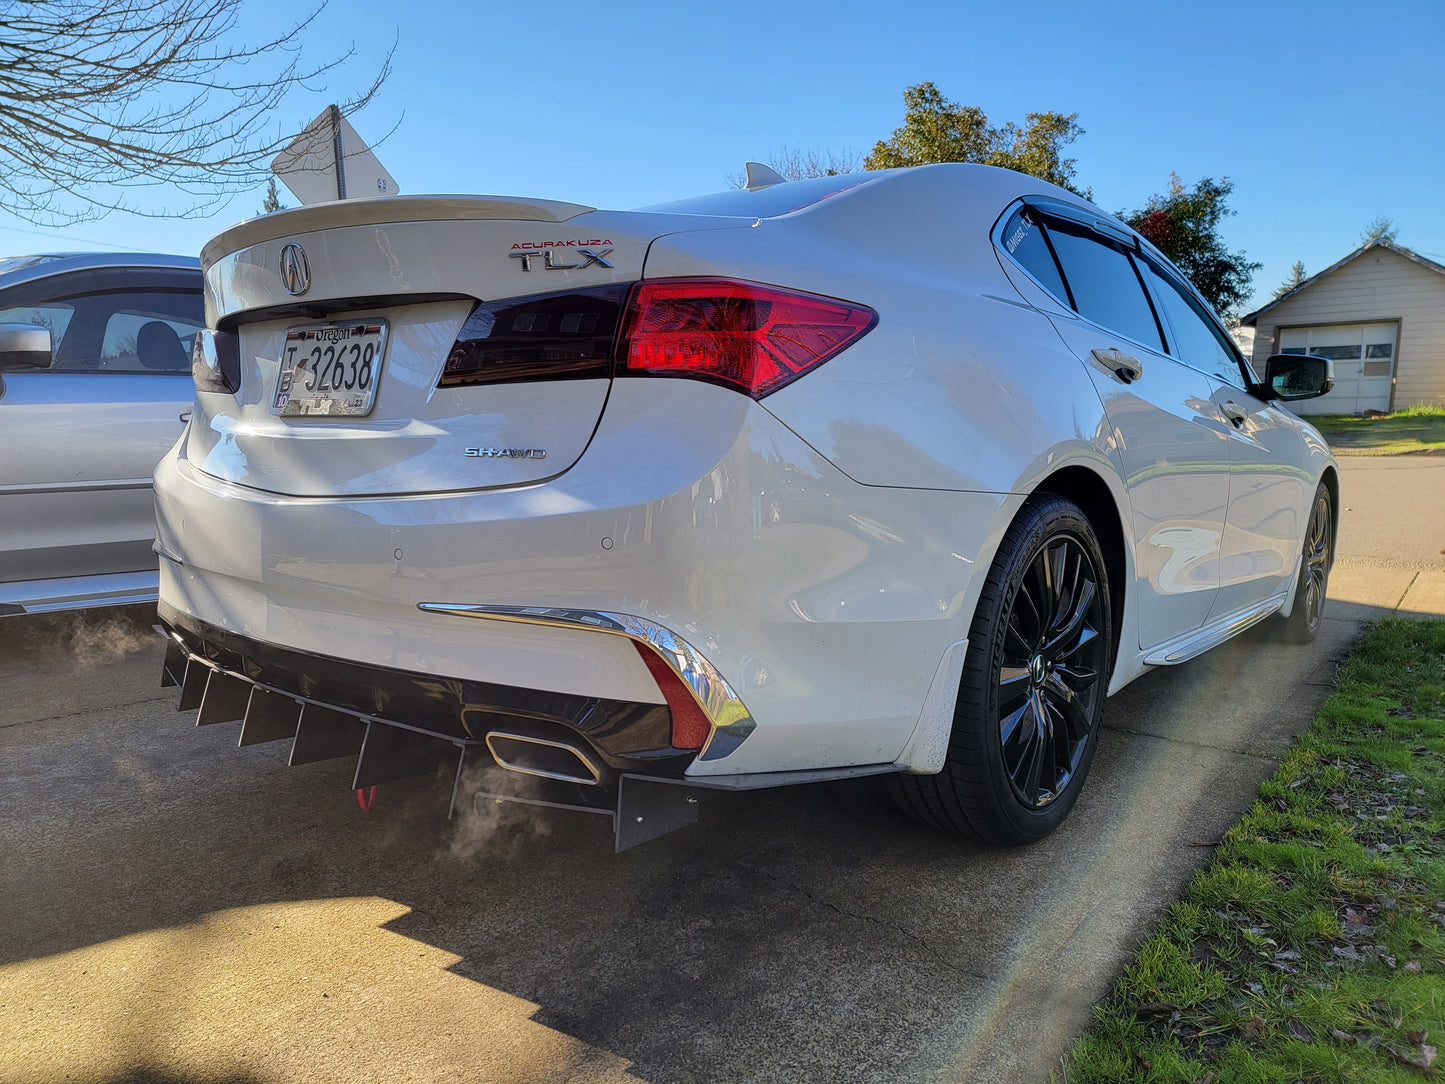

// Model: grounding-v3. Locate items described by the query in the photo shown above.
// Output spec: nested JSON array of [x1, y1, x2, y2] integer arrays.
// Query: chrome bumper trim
[[416, 603, 757, 762]]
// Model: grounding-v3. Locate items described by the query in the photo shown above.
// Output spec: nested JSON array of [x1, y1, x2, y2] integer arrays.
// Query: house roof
[[1241, 240, 1445, 326]]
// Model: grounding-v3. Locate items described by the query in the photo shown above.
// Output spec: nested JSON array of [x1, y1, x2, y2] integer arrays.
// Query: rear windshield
[[637, 173, 882, 218]]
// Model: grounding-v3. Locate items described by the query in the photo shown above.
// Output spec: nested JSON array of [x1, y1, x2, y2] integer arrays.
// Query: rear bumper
[[160, 601, 692, 773], [156, 607, 895, 850], [156, 379, 1006, 776]]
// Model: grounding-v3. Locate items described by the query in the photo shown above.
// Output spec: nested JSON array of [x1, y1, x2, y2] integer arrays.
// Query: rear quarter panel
[[642, 165, 1117, 499]]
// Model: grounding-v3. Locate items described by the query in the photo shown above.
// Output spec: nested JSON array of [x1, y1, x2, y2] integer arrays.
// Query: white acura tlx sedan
[[156, 164, 1337, 849]]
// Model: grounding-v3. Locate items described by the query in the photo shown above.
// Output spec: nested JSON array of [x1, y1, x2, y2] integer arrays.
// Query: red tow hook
[[356, 785, 378, 813]]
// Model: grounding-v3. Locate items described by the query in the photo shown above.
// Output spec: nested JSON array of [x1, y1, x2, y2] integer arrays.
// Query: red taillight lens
[[616, 279, 876, 399], [633, 641, 712, 751]]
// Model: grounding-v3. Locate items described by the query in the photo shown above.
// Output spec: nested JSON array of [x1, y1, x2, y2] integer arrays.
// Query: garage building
[[1240, 239, 1445, 415]]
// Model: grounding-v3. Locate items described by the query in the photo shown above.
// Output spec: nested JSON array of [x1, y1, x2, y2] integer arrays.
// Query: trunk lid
[[189, 196, 737, 497]]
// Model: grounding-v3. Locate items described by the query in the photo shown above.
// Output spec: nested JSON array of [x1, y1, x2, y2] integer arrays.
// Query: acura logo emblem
[[279, 243, 311, 296]]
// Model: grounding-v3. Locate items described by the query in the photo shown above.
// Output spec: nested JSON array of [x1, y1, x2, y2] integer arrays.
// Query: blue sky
[[3, 0, 1441, 312]]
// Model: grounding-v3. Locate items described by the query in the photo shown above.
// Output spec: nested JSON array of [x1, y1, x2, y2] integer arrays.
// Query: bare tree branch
[[725, 146, 862, 189], [0, 0, 393, 224]]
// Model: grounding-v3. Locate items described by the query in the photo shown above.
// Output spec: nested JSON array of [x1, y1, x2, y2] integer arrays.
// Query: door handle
[[179, 411, 191, 423], [1219, 400, 1248, 427], [1090, 347, 1142, 383]]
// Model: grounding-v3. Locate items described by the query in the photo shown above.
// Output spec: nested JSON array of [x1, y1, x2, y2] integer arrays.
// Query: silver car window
[[43, 290, 203, 373], [99, 310, 202, 372]]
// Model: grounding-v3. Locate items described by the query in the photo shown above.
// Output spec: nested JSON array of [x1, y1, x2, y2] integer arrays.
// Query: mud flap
[[354, 723, 466, 789], [177, 660, 209, 711], [289, 704, 365, 766], [239, 687, 303, 747], [198, 670, 251, 726], [614, 775, 706, 852], [161, 639, 186, 688]]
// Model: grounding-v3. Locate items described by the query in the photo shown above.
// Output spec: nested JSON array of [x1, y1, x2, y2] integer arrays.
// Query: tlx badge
[[508, 239, 614, 272]]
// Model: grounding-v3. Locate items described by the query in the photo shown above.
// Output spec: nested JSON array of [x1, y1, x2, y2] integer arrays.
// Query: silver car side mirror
[[0, 323, 54, 371]]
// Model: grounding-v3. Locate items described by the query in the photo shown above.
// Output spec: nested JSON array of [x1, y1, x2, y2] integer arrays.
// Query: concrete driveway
[[2, 458, 1442, 1084]]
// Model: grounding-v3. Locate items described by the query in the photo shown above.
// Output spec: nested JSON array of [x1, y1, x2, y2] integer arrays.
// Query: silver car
[[0, 253, 203, 615]]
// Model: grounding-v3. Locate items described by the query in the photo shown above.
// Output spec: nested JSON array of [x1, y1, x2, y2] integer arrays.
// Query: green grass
[[1056, 619, 1445, 1083], [1311, 407, 1445, 455]]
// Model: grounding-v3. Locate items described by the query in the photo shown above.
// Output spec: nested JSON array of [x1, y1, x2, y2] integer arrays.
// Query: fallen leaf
[[1242, 1015, 1267, 1039], [1287, 1021, 1315, 1042], [1408, 1029, 1429, 1043], [1409, 1044, 1437, 1070], [1331, 1029, 1357, 1044], [1276, 949, 1302, 961], [1404, 960, 1422, 972]]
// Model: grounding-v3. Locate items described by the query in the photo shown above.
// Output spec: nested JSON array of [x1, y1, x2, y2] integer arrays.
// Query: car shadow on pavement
[[0, 608, 1361, 1084]]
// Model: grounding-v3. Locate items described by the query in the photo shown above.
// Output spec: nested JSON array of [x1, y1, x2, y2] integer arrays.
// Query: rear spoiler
[[201, 194, 597, 269]]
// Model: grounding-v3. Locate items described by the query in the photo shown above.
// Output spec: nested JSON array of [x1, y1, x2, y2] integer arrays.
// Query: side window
[[0, 304, 74, 367], [98, 310, 202, 372], [1043, 221, 1165, 352], [999, 207, 1070, 306], [49, 290, 203, 373], [1139, 261, 1246, 386]]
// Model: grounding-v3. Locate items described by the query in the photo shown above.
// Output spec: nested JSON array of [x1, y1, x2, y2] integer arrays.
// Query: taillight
[[616, 278, 876, 399], [440, 285, 628, 387], [191, 329, 240, 393], [633, 641, 712, 751]]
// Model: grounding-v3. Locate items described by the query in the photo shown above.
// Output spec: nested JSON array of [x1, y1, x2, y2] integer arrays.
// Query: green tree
[[1361, 216, 1398, 244], [1122, 173, 1260, 316], [259, 177, 286, 215], [864, 81, 1084, 193], [1272, 260, 1308, 299]]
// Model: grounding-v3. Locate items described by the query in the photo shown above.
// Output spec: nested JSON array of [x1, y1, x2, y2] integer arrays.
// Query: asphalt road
[[1334, 456, 1445, 569], [2, 458, 1442, 1084]]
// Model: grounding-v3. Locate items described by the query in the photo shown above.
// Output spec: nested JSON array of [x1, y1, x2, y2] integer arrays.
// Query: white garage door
[[1278, 322, 1397, 415]]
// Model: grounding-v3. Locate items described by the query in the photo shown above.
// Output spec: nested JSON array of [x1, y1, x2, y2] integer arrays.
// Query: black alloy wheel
[[997, 533, 1106, 809], [888, 494, 1113, 844], [1282, 482, 1332, 643]]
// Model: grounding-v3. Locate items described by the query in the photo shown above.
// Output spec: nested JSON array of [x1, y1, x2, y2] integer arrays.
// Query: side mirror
[[1262, 353, 1333, 402], [0, 323, 53, 370]]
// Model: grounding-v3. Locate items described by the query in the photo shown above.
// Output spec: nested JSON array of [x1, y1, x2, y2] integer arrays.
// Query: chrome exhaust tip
[[484, 731, 602, 786]]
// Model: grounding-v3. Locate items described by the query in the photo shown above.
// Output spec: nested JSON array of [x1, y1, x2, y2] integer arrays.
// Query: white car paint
[[155, 165, 1336, 836]]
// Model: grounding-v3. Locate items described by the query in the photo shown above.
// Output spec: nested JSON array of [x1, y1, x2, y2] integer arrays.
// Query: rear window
[[1000, 208, 1070, 305], [637, 173, 881, 218]]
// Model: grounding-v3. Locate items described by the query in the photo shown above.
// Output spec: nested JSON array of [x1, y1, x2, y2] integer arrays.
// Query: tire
[[889, 493, 1112, 845], [1280, 481, 1333, 644]]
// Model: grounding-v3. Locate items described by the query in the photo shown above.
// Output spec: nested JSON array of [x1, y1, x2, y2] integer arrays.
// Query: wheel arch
[[1319, 464, 1340, 551], [1032, 463, 1130, 684]]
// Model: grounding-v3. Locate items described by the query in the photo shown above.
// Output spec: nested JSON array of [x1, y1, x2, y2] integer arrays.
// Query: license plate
[[271, 320, 388, 417]]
